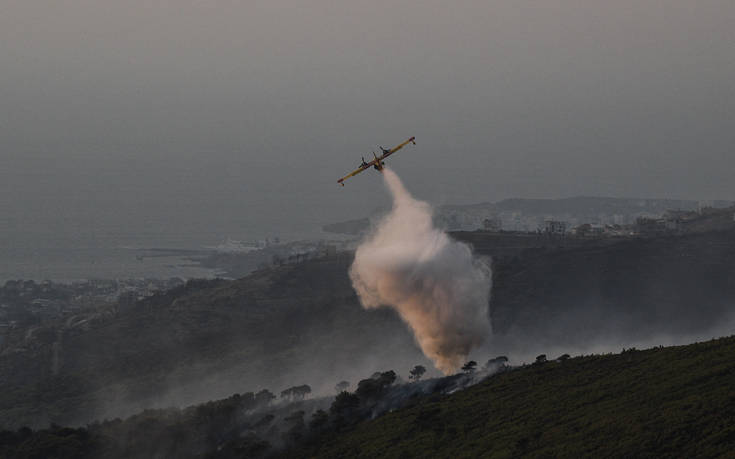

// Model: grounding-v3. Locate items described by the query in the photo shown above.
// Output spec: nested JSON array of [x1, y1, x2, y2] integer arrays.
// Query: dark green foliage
[[309, 410, 329, 432], [408, 365, 426, 382], [355, 371, 396, 401], [300, 336, 735, 458], [460, 361, 477, 373], [0, 391, 277, 458], [0, 257, 415, 430], [253, 414, 275, 430], [329, 391, 360, 430], [330, 392, 360, 416], [6, 229, 735, 433], [0, 425, 96, 459], [283, 411, 306, 443], [484, 356, 509, 371], [254, 389, 275, 407], [220, 432, 271, 458], [281, 385, 312, 401], [5, 338, 735, 458]]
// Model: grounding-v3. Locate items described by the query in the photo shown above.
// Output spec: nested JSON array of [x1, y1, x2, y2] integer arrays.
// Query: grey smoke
[[349, 169, 492, 374]]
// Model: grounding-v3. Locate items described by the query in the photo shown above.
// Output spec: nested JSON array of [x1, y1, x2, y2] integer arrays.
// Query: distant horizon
[[2, 3, 734, 456], [2, 1, 734, 256], [2, 191, 733, 252]]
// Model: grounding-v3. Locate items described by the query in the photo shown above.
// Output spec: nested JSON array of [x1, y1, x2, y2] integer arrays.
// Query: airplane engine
[[337, 136, 414, 185]]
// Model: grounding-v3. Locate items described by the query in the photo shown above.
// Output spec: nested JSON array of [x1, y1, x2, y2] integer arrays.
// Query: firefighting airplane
[[337, 136, 416, 186]]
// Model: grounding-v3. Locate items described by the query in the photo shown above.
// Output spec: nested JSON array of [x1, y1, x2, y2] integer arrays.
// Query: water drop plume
[[349, 169, 492, 374]]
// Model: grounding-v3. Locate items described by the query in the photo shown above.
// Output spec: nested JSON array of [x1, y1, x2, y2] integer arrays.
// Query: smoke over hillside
[[349, 169, 492, 374]]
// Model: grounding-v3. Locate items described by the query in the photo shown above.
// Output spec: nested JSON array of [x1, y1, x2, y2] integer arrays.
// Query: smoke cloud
[[349, 169, 492, 374]]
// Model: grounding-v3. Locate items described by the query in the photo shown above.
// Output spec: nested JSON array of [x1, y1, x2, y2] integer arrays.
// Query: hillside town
[[505, 205, 735, 238], [0, 278, 186, 343]]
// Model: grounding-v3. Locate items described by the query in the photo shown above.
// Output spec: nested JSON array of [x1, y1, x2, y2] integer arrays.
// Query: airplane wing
[[378, 136, 416, 161], [337, 161, 375, 185], [337, 136, 415, 186]]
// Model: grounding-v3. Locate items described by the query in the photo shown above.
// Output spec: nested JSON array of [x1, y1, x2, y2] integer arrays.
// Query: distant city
[[325, 196, 735, 239]]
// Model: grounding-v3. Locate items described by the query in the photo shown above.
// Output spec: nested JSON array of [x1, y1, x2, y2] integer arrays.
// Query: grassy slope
[[309, 337, 735, 458]]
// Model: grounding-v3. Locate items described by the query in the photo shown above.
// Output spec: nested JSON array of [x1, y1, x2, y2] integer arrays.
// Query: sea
[[0, 246, 216, 284], [0, 228, 329, 284]]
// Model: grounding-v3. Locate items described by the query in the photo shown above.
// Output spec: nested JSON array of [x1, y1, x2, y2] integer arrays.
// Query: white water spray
[[349, 169, 492, 374]]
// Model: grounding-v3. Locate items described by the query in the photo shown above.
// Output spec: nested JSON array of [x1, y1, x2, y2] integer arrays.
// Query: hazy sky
[[1, 1, 734, 247]]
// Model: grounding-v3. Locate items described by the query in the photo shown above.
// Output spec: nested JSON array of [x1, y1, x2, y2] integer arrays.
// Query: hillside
[[457, 229, 735, 352], [0, 256, 426, 429], [323, 196, 734, 234], [2, 337, 734, 458], [301, 336, 735, 458], [2, 230, 735, 429]]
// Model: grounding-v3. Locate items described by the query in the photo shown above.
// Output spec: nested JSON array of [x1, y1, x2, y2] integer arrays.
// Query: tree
[[280, 385, 311, 401], [485, 355, 508, 370], [461, 361, 477, 373], [535, 354, 547, 364], [233, 433, 271, 457], [356, 371, 397, 400], [409, 365, 427, 382], [255, 389, 276, 407], [253, 414, 275, 431], [238, 392, 256, 410], [335, 381, 350, 393], [485, 356, 509, 371], [283, 410, 305, 443], [309, 409, 329, 431], [330, 391, 360, 430], [293, 385, 311, 400], [557, 353, 570, 361], [330, 391, 360, 415]]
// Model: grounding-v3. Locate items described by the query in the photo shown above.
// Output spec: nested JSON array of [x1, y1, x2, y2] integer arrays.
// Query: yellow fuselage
[[373, 152, 384, 171]]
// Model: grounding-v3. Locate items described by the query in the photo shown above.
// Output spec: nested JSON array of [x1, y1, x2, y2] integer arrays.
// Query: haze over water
[[2, 1, 734, 278]]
